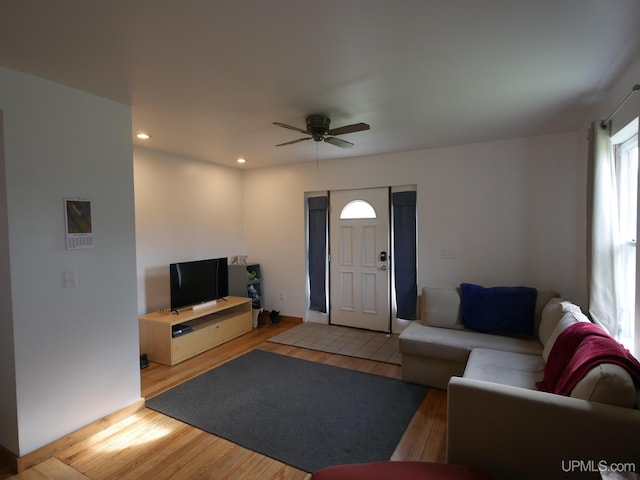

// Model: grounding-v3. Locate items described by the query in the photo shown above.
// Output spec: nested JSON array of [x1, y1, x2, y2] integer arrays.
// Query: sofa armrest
[[447, 377, 640, 480]]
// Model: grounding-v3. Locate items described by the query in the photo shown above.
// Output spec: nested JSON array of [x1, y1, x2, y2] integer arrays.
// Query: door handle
[[380, 265, 388, 271]]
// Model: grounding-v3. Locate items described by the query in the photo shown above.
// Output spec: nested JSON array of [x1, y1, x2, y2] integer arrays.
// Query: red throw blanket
[[536, 322, 640, 395]]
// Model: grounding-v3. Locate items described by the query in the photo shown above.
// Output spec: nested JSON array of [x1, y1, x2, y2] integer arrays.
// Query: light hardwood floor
[[2, 321, 446, 480]]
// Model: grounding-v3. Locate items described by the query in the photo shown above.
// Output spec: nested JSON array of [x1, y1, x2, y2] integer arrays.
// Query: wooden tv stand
[[138, 296, 252, 366]]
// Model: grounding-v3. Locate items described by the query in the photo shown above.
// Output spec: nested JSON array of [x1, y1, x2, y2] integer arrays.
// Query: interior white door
[[329, 188, 390, 332]]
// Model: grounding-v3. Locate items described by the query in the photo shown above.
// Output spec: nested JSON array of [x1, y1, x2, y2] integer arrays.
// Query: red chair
[[311, 461, 493, 480]]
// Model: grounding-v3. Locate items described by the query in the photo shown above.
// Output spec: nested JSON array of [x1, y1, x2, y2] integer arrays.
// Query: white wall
[[0, 68, 140, 456], [243, 132, 583, 331], [0, 110, 19, 454], [134, 148, 245, 314]]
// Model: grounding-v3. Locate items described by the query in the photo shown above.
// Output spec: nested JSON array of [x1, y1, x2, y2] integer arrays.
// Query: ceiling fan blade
[[324, 136, 354, 148], [273, 122, 309, 134], [327, 122, 370, 136], [276, 137, 312, 147]]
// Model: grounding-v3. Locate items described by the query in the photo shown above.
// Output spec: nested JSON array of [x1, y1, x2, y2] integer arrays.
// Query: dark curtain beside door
[[393, 191, 417, 320], [308, 196, 328, 313]]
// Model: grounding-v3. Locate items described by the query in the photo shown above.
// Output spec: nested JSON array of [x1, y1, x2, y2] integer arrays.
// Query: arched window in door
[[340, 199, 376, 219]]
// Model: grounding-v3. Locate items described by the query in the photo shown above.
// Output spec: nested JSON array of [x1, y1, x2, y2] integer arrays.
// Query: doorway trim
[[304, 185, 417, 333]]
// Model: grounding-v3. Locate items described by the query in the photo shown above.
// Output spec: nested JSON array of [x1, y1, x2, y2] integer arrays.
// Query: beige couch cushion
[[400, 322, 543, 363], [420, 287, 461, 329], [538, 297, 565, 345], [570, 364, 638, 408], [464, 348, 545, 389], [537, 297, 584, 345], [533, 290, 562, 334], [541, 307, 590, 361]]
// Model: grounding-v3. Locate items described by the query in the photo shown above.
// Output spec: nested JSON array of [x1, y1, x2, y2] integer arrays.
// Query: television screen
[[169, 257, 228, 311]]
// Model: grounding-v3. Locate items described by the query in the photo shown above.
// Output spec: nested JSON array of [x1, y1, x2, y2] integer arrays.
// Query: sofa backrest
[[538, 297, 588, 356], [538, 298, 639, 409], [420, 286, 559, 334]]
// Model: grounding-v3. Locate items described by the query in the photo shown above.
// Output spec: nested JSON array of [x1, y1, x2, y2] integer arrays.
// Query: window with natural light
[[340, 200, 376, 219], [613, 122, 638, 353]]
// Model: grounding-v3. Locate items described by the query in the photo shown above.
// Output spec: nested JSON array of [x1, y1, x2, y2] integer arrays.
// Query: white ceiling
[[1, 0, 639, 169]]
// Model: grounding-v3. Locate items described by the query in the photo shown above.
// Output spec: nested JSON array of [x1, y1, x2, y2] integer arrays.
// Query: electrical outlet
[[280, 291, 286, 301]]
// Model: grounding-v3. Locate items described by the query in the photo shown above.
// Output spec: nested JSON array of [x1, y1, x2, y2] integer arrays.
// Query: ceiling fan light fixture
[[136, 132, 151, 140], [306, 114, 331, 141], [273, 114, 369, 149]]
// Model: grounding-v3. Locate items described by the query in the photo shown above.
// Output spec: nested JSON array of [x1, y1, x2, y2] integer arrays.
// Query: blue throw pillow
[[460, 283, 537, 336]]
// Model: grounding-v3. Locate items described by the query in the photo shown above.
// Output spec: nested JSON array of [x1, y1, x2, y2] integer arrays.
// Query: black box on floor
[[140, 353, 149, 369]]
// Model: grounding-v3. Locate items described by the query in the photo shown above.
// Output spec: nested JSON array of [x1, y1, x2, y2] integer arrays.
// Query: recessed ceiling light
[[136, 132, 151, 140], [237, 158, 246, 164]]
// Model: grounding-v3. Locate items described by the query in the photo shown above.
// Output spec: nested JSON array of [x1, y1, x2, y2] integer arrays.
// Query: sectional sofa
[[398, 285, 640, 480]]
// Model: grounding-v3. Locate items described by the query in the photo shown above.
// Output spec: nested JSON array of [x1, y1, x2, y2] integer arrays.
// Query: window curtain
[[587, 120, 623, 337], [308, 196, 328, 313], [392, 191, 417, 320]]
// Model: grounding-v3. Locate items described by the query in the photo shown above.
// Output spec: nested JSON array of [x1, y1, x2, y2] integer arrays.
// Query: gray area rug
[[146, 349, 428, 473]]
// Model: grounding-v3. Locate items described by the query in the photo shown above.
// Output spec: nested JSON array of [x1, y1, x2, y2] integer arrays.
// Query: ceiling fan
[[273, 114, 370, 148]]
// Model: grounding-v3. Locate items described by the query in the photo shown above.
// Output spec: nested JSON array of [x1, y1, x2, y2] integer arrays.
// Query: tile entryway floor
[[268, 322, 401, 364]]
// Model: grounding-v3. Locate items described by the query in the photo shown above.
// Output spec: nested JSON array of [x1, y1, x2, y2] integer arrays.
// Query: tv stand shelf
[[139, 296, 252, 366]]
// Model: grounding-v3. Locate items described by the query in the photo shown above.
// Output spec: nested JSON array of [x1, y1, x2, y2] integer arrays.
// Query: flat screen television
[[169, 257, 229, 311]]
